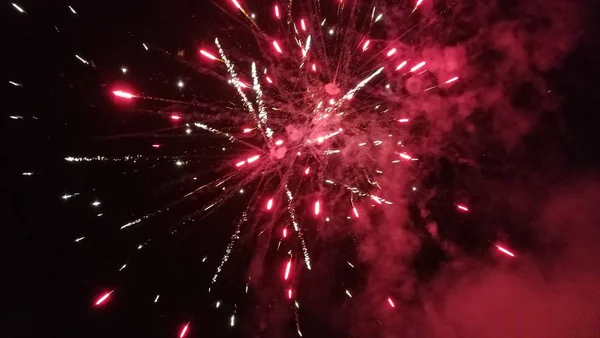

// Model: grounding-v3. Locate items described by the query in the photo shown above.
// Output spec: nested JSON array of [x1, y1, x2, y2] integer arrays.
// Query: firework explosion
[[10, 0, 590, 336]]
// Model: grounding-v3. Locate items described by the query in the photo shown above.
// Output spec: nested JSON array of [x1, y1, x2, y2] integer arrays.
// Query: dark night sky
[[5, 0, 600, 337]]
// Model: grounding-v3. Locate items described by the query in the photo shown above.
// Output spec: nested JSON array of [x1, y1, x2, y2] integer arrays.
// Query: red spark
[[94, 290, 113, 306], [284, 259, 292, 280], [410, 61, 426, 72], [275, 139, 284, 146], [231, 0, 242, 10], [236, 161, 246, 167], [273, 41, 283, 54], [398, 118, 410, 123], [456, 204, 469, 212], [304, 167, 310, 175], [362, 40, 370, 51], [353, 207, 359, 218], [247, 155, 259, 163], [314, 200, 321, 215], [387, 297, 395, 308], [179, 323, 190, 338], [399, 153, 412, 160], [266, 198, 274, 210], [274, 4, 280, 18], [152, 144, 161, 148], [495, 244, 515, 257], [386, 48, 397, 57], [300, 19, 306, 31], [395, 61, 408, 71], [266, 76, 273, 84], [112, 90, 134, 99], [170, 114, 182, 121], [283, 228, 288, 238], [288, 288, 293, 299], [199, 49, 218, 61], [445, 76, 459, 84], [242, 128, 253, 133]]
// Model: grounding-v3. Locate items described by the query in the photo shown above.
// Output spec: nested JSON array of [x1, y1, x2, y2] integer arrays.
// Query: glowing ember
[[410, 61, 426, 72], [179, 323, 190, 338], [495, 244, 515, 257], [284, 259, 292, 280], [395, 61, 408, 71], [353, 207, 359, 218], [386, 48, 397, 57], [456, 204, 469, 212], [199, 49, 218, 60], [362, 40, 370, 51], [266, 198, 274, 210], [94, 291, 113, 306], [170, 115, 182, 120], [273, 41, 283, 54], [314, 200, 320, 215], [112, 90, 134, 99], [387, 297, 395, 308]]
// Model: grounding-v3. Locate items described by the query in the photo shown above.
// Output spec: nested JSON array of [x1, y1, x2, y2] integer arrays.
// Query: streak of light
[[312, 63, 316, 72], [247, 155, 259, 163], [274, 4, 280, 18], [75, 55, 89, 65], [230, 315, 235, 327], [410, 61, 426, 72], [387, 297, 395, 308], [362, 40, 370, 51], [398, 118, 409, 123], [12, 3, 26, 13], [243, 128, 253, 133], [495, 244, 515, 257], [347, 261, 354, 268], [399, 153, 412, 160], [170, 114, 181, 120], [216, 301, 220, 308], [396, 61, 408, 71], [119, 264, 127, 271], [200, 49, 218, 60], [445, 76, 459, 84], [375, 13, 383, 22], [353, 207, 359, 218], [236, 161, 246, 167], [154, 295, 160, 303], [74, 237, 85, 242], [345, 290, 352, 298], [9, 81, 22, 87], [275, 139, 284, 146], [456, 204, 469, 212], [142, 43, 148, 50], [152, 144, 160, 148], [288, 288, 293, 299], [314, 201, 320, 215], [94, 291, 113, 306], [284, 259, 292, 280], [68, 5, 77, 14], [273, 41, 283, 54], [112, 90, 134, 99], [300, 19, 306, 31], [267, 198, 274, 210], [179, 323, 190, 338], [92, 200, 101, 207], [304, 167, 310, 175], [386, 48, 397, 57], [266, 76, 273, 84], [283, 228, 288, 238]]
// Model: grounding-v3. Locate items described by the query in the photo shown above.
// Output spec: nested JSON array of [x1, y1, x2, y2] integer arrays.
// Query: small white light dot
[[186, 128, 191, 134], [176, 161, 183, 166], [121, 67, 127, 74], [177, 80, 184, 88], [325, 217, 330, 222], [250, 13, 256, 19], [329, 29, 334, 35], [412, 186, 417, 191], [239, 189, 244, 194], [92, 201, 101, 207]]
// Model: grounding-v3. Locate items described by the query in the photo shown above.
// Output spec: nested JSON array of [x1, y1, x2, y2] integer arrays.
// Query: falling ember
[[304, 167, 310, 175], [273, 41, 283, 54], [495, 244, 515, 257], [266, 76, 273, 84], [300, 19, 306, 31], [283, 228, 288, 238], [170, 114, 182, 121], [456, 204, 469, 212], [444, 76, 459, 84], [387, 297, 395, 308], [266, 198, 274, 210], [179, 323, 190, 338], [314, 200, 321, 215], [247, 155, 260, 163], [399, 153, 412, 160], [288, 288, 293, 299], [386, 48, 397, 57], [275, 139, 284, 146], [410, 61, 426, 72], [353, 207, 359, 218], [398, 118, 410, 123], [395, 61, 408, 71], [112, 90, 134, 99], [284, 259, 292, 280], [274, 5, 280, 18], [199, 49, 218, 60], [94, 291, 113, 306], [235, 161, 246, 167], [362, 40, 370, 51]]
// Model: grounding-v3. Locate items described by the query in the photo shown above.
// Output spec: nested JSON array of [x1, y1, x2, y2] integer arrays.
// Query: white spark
[[9, 81, 22, 87], [119, 263, 127, 271], [142, 43, 148, 50], [68, 5, 77, 14], [75, 54, 89, 65], [74, 237, 85, 242], [12, 3, 26, 13], [154, 295, 160, 303]]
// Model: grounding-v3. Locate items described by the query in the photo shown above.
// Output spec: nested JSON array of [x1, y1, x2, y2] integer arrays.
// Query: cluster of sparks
[[10, 0, 519, 336]]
